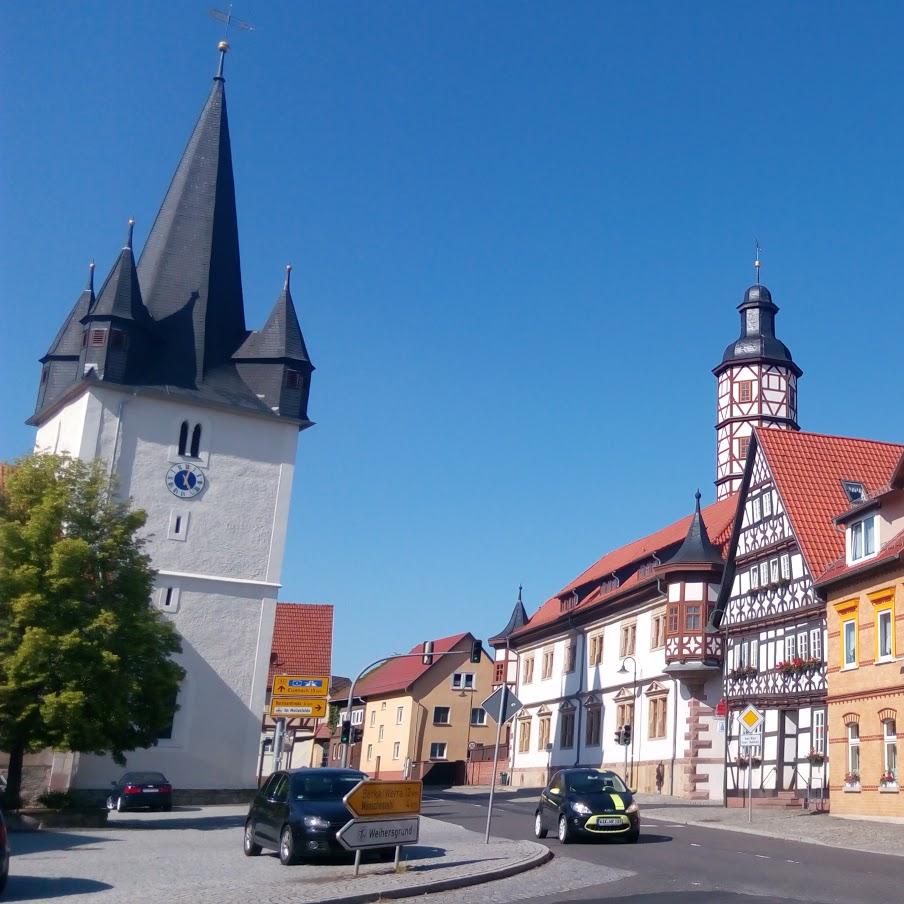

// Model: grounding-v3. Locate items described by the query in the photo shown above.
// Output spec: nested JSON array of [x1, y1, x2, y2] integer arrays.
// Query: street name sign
[[269, 697, 328, 719], [337, 816, 419, 851], [343, 780, 422, 818], [481, 686, 523, 724], [272, 675, 329, 697]]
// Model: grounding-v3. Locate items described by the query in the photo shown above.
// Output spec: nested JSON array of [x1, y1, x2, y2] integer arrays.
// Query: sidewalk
[[638, 794, 904, 858], [6, 806, 556, 904]]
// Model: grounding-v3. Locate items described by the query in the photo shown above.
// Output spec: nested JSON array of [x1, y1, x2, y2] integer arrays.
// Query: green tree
[[0, 454, 184, 808]]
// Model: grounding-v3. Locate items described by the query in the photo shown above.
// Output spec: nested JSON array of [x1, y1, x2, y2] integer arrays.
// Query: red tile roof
[[354, 632, 470, 697], [268, 603, 334, 687], [817, 526, 904, 585], [756, 429, 904, 580], [513, 494, 738, 637]]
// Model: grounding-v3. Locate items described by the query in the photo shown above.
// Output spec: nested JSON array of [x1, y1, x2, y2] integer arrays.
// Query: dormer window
[[842, 481, 866, 504], [284, 370, 302, 389], [849, 515, 877, 563]]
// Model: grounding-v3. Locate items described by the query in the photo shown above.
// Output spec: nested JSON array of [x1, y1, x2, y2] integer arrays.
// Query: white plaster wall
[[36, 386, 300, 790]]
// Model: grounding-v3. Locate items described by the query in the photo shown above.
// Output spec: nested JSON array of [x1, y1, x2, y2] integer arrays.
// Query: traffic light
[[470, 639, 483, 664], [614, 727, 624, 746], [340, 720, 351, 744], [622, 723, 632, 746], [352, 727, 364, 744]]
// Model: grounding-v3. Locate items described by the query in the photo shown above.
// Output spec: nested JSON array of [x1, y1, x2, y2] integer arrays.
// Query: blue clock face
[[166, 463, 206, 499]]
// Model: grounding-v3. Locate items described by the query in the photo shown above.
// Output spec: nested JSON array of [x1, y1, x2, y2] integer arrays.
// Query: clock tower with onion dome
[[28, 43, 314, 792]]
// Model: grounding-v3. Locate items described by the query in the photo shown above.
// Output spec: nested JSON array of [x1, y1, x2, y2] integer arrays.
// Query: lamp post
[[617, 656, 638, 787]]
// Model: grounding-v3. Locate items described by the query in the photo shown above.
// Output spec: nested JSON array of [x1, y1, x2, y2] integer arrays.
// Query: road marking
[[755, 854, 770, 859], [689, 842, 702, 847], [786, 859, 799, 864]]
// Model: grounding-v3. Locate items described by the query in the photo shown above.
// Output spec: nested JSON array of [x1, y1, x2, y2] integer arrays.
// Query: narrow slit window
[[190, 424, 202, 458], [174, 516, 182, 535], [178, 421, 189, 456]]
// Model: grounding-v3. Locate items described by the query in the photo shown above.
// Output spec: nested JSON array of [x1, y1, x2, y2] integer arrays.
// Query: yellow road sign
[[269, 697, 328, 719], [739, 704, 763, 731], [343, 780, 422, 818], [272, 675, 330, 697]]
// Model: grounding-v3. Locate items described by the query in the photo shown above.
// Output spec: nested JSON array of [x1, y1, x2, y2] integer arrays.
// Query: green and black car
[[534, 768, 640, 843]]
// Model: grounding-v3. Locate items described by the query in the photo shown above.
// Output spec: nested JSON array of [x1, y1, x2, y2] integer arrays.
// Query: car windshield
[[565, 771, 627, 794], [123, 772, 167, 784], [290, 774, 365, 801]]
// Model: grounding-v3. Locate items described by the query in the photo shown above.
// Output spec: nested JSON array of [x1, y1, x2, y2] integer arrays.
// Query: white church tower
[[713, 278, 801, 499], [28, 43, 314, 792]]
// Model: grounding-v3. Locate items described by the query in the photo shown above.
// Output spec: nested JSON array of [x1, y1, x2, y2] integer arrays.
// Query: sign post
[[738, 704, 764, 824], [340, 779, 422, 876], [482, 684, 523, 844]]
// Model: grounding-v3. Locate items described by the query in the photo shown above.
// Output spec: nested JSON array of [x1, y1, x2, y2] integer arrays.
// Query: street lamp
[[617, 656, 638, 787]]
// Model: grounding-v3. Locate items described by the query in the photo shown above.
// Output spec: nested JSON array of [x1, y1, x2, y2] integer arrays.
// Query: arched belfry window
[[190, 424, 202, 458], [178, 421, 189, 456]]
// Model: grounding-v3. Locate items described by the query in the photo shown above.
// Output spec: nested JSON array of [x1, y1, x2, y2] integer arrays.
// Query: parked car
[[534, 768, 640, 844], [0, 807, 9, 895], [244, 768, 375, 865], [106, 771, 173, 812]]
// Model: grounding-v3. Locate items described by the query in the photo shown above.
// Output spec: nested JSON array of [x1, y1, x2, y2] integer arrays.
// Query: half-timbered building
[[712, 429, 904, 806]]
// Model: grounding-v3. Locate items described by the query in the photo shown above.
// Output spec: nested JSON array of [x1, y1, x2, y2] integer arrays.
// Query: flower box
[[807, 749, 826, 767], [776, 657, 823, 678], [729, 666, 758, 681]]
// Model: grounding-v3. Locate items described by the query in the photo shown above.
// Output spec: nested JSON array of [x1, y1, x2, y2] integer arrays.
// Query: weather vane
[[209, 5, 255, 76], [754, 238, 762, 285]]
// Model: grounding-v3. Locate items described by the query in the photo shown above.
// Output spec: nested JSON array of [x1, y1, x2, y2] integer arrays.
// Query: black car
[[535, 768, 639, 844], [244, 768, 374, 865], [106, 771, 173, 812]]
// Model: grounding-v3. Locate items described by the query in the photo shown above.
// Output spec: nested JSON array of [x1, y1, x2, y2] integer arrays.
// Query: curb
[[314, 843, 555, 904], [655, 815, 904, 860]]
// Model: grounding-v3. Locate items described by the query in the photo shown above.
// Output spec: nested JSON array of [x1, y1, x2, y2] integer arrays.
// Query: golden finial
[[218, 40, 230, 53]]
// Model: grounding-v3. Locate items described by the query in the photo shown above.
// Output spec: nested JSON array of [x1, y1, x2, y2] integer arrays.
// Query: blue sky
[[3, 2, 904, 679]]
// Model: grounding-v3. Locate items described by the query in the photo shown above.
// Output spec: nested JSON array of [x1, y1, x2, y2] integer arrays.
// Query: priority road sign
[[272, 675, 329, 697], [481, 685, 523, 724], [337, 816, 419, 851], [343, 780, 422, 818], [739, 704, 764, 731], [269, 697, 328, 719]]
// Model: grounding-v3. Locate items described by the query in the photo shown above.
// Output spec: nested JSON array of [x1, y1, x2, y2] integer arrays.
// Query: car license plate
[[142, 788, 159, 793], [596, 817, 621, 826]]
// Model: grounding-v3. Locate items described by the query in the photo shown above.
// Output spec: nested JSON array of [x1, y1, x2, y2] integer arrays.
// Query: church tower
[[28, 43, 314, 792], [713, 280, 801, 499]]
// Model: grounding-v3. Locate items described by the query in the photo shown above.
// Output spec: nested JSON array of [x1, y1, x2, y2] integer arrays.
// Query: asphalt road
[[421, 790, 904, 904]]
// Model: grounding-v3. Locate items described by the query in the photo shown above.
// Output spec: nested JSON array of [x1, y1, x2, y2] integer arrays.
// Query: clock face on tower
[[166, 462, 207, 499]]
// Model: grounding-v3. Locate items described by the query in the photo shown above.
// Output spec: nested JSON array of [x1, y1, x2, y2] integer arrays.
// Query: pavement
[[636, 793, 904, 859], [4, 805, 558, 904]]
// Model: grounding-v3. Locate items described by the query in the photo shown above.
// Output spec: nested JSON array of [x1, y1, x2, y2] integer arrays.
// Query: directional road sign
[[481, 685, 523, 724], [343, 780, 422, 818], [337, 816, 419, 851], [269, 697, 328, 719], [272, 675, 329, 697]]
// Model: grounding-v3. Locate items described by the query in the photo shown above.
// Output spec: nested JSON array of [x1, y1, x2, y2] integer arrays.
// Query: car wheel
[[243, 820, 262, 857], [279, 826, 299, 865], [115, 796, 124, 812], [106, 796, 116, 811], [625, 828, 640, 844], [534, 812, 548, 839], [557, 815, 572, 845]]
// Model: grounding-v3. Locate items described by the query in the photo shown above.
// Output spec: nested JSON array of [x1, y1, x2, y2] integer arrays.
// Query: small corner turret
[[233, 265, 314, 422]]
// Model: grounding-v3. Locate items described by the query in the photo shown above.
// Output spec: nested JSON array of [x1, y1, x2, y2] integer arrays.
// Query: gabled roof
[[234, 267, 311, 364], [137, 72, 246, 383], [756, 429, 904, 578], [355, 633, 470, 697], [512, 494, 737, 639], [268, 602, 334, 687], [817, 526, 904, 586]]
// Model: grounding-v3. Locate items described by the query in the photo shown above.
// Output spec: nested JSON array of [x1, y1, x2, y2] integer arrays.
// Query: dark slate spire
[[137, 66, 245, 384], [490, 586, 530, 643], [666, 491, 725, 566], [715, 283, 802, 377], [41, 262, 95, 362], [233, 265, 311, 364], [88, 221, 149, 324]]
